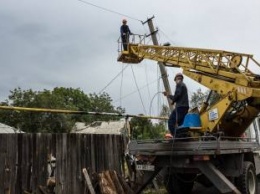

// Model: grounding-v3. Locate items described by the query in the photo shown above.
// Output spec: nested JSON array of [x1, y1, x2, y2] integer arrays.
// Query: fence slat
[[0, 133, 126, 194], [0, 134, 7, 194]]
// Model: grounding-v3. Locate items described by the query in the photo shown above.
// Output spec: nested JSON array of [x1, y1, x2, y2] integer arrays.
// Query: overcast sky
[[1, 0, 260, 115]]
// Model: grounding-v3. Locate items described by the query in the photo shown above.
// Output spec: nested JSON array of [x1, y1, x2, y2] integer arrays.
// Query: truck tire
[[236, 161, 258, 194], [164, 173, 195, 194]]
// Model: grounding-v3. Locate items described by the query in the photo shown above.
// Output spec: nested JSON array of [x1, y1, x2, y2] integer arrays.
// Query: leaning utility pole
[[143, 16, 173, 111]]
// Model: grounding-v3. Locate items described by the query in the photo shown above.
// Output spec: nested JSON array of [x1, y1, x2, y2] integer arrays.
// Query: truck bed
[[128, 137, 260, 156]]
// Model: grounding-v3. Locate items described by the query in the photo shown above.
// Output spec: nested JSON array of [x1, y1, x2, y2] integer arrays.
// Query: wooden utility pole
[[143, 16, 173, 111]]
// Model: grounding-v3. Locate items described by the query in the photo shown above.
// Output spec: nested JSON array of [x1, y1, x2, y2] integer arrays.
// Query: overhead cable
[[119, 64, 125, 107], [77, 0, 142, 22], [114, 77, 161, 103], [131, 65, 147, 114], [98, 64, 129, 94]]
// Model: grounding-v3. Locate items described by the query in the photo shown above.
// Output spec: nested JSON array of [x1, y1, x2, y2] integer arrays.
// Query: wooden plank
[[0, 134, 7, 194], [31, 133, 37, 192], [7, 134, 18, 194], [3, 134, 18, 194], [91, 134, 96, 173], [4, 134, 12, 194], [100, 135, 105, 172], [85, 134, 91, 174], [113, 135, 120, 174], [0, 133, 126, 194], [70, 133, 77, 194], [98, 171, 117, 194], [63, 133, 68, 194], [20, 134, 32, 193], [107, 135, 113, 170], [55, 134, 62, 194], [76, 134, 84, 193], [117, 172, 135, 194], [61, 133, 68, 194], [82, 168, 95, 194], [109, 170, 124, 194], [35, 133, 49, 193]]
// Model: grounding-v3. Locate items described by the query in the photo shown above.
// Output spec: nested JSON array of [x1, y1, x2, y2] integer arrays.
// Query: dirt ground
[[144, 176, 260, 194], [191, 176, 260, 194]]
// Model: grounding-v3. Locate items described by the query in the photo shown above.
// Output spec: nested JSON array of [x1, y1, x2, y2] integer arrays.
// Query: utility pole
[[143, 16, 173, 111]]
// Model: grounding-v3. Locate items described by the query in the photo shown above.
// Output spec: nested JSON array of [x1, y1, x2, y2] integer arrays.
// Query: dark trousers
[[121, 35, 129, 51], [168, 107, 189, 136]]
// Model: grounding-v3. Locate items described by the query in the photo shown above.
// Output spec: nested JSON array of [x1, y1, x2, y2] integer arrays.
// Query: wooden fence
[[0, 133, 127, 194]]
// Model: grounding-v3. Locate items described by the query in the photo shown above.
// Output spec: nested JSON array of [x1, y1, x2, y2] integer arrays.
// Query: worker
[[163, 73, 189, 137], [120, 19, 132, 51]]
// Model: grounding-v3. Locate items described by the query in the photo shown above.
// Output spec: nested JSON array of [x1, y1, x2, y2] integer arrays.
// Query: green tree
[[0, 87, 124, 132], [190, 89, 220, 109], [130, 115, 166, 140]]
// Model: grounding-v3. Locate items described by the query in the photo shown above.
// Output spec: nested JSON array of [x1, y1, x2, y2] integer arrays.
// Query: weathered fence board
[[0, 133, 126, 194]]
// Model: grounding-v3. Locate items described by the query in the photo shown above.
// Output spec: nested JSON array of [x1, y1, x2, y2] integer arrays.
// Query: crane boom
[[118, 43, 260, 136]]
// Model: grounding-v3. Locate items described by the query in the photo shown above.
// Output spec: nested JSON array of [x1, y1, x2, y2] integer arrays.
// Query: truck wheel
[[164, 173, 195, 194], [236, 161, 258, 194]]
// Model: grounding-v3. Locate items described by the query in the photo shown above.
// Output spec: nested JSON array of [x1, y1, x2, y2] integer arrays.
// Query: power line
[[77, 0, 142, 22], [98, 65, 129, 94], [119, 64, 125, 107], [131, 65, 147, 114], [145, 65, 151, 100], [158, 29, 175, 45], [114, 77, 161, 103]]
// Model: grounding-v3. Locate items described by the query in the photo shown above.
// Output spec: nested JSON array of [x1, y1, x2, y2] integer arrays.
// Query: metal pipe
[[0, 105, 168, 120]]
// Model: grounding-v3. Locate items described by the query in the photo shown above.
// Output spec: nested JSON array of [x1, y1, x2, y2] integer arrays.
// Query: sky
[[1, 0, 260, 116]]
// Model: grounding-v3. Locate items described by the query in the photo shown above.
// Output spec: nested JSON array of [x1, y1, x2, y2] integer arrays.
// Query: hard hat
[[122, 19, 127, 23], [174, 73, 184, 81]]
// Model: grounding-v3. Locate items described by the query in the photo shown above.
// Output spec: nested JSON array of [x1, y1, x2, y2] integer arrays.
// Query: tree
[[0, 87, 124, 132], [130, 115, 166, 140], [190, 89, 220, 109]]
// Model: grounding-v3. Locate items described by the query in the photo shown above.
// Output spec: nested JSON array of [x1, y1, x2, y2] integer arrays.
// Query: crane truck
[[117, 38, 260, 194]]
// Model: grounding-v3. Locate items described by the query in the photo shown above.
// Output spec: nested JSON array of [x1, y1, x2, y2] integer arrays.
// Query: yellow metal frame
[[118, 43, 260, 136]]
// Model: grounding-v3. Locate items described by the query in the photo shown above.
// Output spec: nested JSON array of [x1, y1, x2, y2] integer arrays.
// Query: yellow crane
[[118, 43, 260, 137]]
